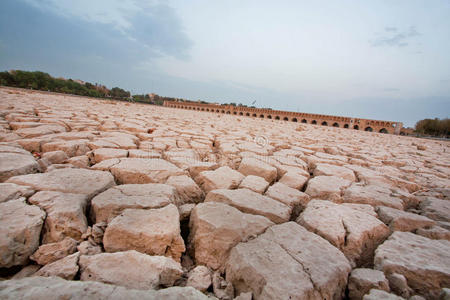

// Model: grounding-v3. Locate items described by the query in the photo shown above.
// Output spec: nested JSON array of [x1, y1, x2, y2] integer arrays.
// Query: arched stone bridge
[[163, 101, 403, 134]]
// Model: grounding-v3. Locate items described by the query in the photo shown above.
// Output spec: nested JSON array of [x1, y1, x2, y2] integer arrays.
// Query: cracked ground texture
[[0, 87, 449, 300]]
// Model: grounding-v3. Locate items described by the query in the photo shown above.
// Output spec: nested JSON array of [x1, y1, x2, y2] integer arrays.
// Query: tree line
[[0, 70, 181, 105], [415, 118, 450, 137]]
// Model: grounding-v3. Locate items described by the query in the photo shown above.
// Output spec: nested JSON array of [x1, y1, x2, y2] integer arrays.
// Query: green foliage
[[415, 118, 450, 137]]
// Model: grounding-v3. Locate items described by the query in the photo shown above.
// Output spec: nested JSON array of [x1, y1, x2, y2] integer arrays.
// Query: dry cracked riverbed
[[0, 87, 449, 300]]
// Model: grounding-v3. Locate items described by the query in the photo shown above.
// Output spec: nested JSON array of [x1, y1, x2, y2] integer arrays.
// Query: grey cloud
[[371, 26, 420, 47], [385, 27, 397, 32], [383, 88, 400, 92]]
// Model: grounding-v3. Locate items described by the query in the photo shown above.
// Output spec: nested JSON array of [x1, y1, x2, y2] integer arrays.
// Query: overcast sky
[[1, 0, 449, 126]]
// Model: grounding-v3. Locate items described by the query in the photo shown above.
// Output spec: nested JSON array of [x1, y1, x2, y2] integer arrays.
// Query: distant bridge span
[[163, 101, 403, 134]]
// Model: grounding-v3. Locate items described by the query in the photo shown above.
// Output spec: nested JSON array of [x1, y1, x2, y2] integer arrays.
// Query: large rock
[[374, 231, 450, 299], [91, 184, 179, 223], [348, 268, 390, 300], [189, 202, 274, 270], [225, 222, 351, 300], [265, 182, 310, 216], [30, 237, 77, 265], [305, 175, 352, 201], [419, 197, 450, 222], [343, 184, 405, 210], [195, 166, 244, 193], [0, 182, 34, 203], [205, 188, 291, 223], [363, 289, 405, 300], [0, 149, 39, 182], [377, 206, 435, 232], [165, 175, 204, 204], [34, 252, 80, 280], [238, 175, 269, 194], [28, 191, 88, 242], [7, 168, 115, 199], [79, 250, 183, 290], [186, 265, 212, 292], [103, 205, 185, 262], [90, 148, 128, 163], [15, 124, 66, 138], [0, 199, 45, 267], [314, 163, 356, 181], [238, 157, 277, 183], [297, 200, 390, 267], [0, 276, 209, 299], [92, 158, 185, 184]]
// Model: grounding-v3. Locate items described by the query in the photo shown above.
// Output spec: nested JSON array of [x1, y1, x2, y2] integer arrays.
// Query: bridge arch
[[365, 127, 373, 132], [246, 112, 250, 116], [344, 124, 349, 128], [301, 119, 307, 123], [311, 120, 317, 124], [332, 122, 339, 127], [353, 125, 359, 130], [267, 115, 272, 119], [239, 112, 243, 116], [260, 114, 264, 118], [379, 128, 388, 133], [275, 116, 280, 120], [292, 118, 298, 122], [283, 117, 289, 121], [321, 121, 328, 126], [252, 113, 257, 117]]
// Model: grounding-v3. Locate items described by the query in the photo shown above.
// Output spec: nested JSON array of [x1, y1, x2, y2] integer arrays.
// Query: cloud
[[371, 26, 420, 47], [384, 27, 397, 32], [20, 0, 192, 59], [382, 88, 400, 92]]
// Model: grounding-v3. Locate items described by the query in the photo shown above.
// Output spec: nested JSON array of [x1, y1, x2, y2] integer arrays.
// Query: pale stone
[[226, 222, 351, 300], [67, 155, 90, 168], [305, 175, 352, 201], [0, 151, 39, 182], [79, 250, 183, 290], [91, 147, 128, 163], [41, 150, 69, 164], [77, 241, 102, 256], [103, 205, 185, 262], [297, 200, 390, 267], [0, 199, 45, 267], [186, 265, 212, 292], [278, 170, 309, 190], [363, 289, 405, 300], [91, 183, 179, 223], [30, 237, 77, 265], [0, 183, 34, 203], [28, 191, 88, 242], [205, 188, 291, 223], [265, 182, 310, 216], [374, 231, 450, 299], [34, 252, 80, 280], [189, 202, 274, 270], [343, 184, 405, 210], [166, 175, 204, 204], [416, 226, 450, 241], [7, 168, 115, 199], [195, 166, 244, 193], [92, 158, 185, 184], [348, 268, 390, 300], [15, 124, 66, 138], [238, 157, 277, 183], [238, 175, 269, 194], [0, 276, 209, 299], [419, 197, 450, 222], [41, 139, 91, 157], [387, 273, 413, 299], [314, 163, 356, 181], [377, 206, 435, 232]]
